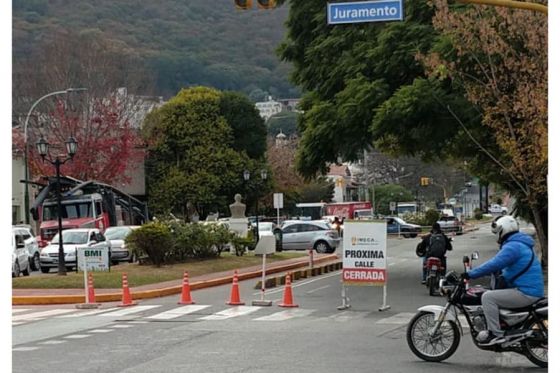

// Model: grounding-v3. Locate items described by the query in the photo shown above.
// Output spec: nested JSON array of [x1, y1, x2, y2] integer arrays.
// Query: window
[[283, 224, 299, 234]]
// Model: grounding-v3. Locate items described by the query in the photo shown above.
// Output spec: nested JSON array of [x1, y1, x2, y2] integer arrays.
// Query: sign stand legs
[[378, 285, 391, 312], [252, 253, 272, 306], [337, 283, 351, 310]]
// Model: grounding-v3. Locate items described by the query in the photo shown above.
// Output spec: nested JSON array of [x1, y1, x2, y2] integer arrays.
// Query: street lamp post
[[23, 88, 87, 224], [243, 169, 268, 242], [36, 136, 78, 276]]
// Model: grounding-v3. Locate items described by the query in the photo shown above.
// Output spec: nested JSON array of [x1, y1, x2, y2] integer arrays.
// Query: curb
[[254, 261, 343, 289], [12, 254, 339, 306]]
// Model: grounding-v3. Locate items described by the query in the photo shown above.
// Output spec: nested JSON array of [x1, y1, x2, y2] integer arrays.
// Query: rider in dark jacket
[[463, 215, 544, 346], [416, 223, 452, 284]]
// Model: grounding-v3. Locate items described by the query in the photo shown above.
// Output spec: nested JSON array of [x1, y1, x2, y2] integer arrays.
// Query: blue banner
[[327, 0, 404, 25]]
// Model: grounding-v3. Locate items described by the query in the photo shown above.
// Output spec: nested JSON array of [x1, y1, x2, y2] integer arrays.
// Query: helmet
[[491, 215, 519, 243]]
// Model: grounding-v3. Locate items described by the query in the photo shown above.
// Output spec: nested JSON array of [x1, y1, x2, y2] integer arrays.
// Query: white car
[[39, 228, 111, 273], [104, 226, 140, 263], [12, 229, 31, 277], [13, 225, 40, 271], [489, 204, 508, 215]]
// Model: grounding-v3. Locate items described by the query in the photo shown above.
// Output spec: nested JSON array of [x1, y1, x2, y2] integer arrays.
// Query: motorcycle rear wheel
[[523, 317, 548, 368], [406, 311, 460, 362]]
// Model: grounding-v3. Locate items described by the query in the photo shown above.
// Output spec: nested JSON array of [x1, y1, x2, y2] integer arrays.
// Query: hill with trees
[[12, 0, 297, 99]]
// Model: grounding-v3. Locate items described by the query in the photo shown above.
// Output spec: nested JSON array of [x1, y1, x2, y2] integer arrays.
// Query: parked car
[[39, 228, 111, 273], [12, 228, 31, 277], [489, 204, 508, 215], [385, 217, 422, 238], [280, 220, 340, 253], [12, 225, 40, 271], [104, 226, 140, 264], [437, 216, 463, 235]]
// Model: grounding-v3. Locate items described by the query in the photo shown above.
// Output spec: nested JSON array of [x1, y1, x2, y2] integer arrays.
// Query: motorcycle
[[424, 256, 445, 296], [406, 252, 548, 368]]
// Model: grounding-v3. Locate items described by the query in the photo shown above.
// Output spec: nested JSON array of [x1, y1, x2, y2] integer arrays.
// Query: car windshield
[[104, 227, 132, 240], [51, 231, 89, 245], [391, 217, 406, 225]]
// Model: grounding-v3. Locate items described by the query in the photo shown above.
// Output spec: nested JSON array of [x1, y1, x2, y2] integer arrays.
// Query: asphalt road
[[12, 222, 545, 372]]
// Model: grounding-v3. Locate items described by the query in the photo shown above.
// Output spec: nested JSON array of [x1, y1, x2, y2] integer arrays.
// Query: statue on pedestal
[[229, 194, 246, 219]]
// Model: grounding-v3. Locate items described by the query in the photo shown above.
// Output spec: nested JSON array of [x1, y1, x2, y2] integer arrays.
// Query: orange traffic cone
[[226, 270, 245, 305], [178, 271, 195, 305], [87, 272, 96, 304], [118, 273, 137, 307], [278, 273, 298, 308]]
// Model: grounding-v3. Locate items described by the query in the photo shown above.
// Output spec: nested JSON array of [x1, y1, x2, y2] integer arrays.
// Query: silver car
[[281, 220, 340, 253], [104, 226, 140, 263], [13, 225, 40, 271]]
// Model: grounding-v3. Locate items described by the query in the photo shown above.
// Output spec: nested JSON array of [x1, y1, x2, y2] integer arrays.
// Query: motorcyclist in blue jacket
[[462, 215, 544, 346]]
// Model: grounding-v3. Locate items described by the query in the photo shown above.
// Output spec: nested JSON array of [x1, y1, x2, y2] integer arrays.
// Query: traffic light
[[234, 0, 253, 10], [420, 177, 430, 186], [257, 0, 276, 9]]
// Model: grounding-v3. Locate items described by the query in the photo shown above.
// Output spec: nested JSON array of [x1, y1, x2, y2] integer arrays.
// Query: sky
[[2, 1, 558, 371]]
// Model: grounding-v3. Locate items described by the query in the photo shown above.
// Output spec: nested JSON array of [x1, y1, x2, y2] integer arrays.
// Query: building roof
[[327, 164, 351, 177]]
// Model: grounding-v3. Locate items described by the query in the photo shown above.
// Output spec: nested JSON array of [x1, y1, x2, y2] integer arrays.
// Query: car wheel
[[31, 253, 41, 271], [314, 240, 331, 254], [40, 267, 50, 274], [410, 234, 418, 238], [22, 261, 30, 276], [13, 261, 20, 277]]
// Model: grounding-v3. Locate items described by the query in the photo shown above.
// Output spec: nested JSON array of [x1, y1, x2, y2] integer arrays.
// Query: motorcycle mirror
[[462, 255, 470, 264], [471, 251, 479, 260]]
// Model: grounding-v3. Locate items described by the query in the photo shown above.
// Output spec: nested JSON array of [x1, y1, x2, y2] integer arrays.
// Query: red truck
[[30, 177, 148, 247], [324, 201, 373, 220]]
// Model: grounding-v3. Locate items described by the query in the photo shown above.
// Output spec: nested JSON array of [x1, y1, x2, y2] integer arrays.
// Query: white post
[[277, 207, 280, 226], [260, 253, 266, 301], [378, 284, 391, 311], [83, 258, 88, 304], [337, 283, 351, 310]]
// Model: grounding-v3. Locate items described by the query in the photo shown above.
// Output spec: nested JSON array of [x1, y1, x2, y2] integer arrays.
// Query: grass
[[12, 252, 306, 289]]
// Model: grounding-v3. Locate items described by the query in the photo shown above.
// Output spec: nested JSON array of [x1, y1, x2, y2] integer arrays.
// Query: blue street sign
[[327, 0, 404, 25]]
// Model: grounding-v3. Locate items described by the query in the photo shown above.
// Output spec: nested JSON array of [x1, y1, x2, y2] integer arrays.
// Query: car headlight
[[40, 252, 49, 258]]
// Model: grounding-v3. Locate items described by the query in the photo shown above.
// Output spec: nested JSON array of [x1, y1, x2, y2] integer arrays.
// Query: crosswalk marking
[[375, 312, 416, 324], [12, 308, 76, 322], [99, 305, 160, 317], [110, 324, 134, 328], [89, 329, 114, 333], [200, 306, 261, 321], [12, 309, 31, 314], [39, 340, 67, 345], [64, 334, 91, 339], [254, 309, 314, 321], [13, 347, 40, 352], [329, 311, 369, 322], [58, 308, 118, 318], [147, 305, 210, 320]]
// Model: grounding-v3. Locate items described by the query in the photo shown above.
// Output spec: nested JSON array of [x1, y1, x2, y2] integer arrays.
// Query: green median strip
[[13, 252, 306, 289]]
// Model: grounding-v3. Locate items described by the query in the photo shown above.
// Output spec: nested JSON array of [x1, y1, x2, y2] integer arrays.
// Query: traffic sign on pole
[[327, 0, 404, 25]]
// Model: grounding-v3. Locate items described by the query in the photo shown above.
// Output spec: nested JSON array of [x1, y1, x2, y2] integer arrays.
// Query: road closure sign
[[77, 247, 110, 272], [342, 221, 387, 286]]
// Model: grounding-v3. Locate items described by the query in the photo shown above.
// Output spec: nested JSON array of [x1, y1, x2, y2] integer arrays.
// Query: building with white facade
[[255, 96, 282, 121]]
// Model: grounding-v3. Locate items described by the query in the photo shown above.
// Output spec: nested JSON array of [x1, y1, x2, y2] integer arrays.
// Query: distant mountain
[[12, 0, 299, 99]]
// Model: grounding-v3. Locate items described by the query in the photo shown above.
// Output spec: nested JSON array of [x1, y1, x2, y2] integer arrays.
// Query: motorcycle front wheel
[[523, 316, 548, 368], [406, 311, 461, 362]]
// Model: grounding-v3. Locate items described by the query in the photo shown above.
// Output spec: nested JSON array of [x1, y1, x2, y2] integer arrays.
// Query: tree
[[142, 86, 270, 218], [267, 111, 299, 137], [219, 91, 267, 160], [373, 184, 414, 216]]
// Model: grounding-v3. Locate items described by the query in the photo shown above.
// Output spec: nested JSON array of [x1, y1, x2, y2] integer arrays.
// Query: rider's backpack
[[427, 233, 446, 258]]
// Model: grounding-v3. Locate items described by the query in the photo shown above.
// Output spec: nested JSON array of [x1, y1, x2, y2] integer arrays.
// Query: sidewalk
[[12, 253, 341, 305]]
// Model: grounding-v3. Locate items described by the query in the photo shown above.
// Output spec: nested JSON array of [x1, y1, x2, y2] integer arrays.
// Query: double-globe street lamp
[[36, 136, 78, 276], [243, 169, 268, 242], [23, 88, 87, 224]]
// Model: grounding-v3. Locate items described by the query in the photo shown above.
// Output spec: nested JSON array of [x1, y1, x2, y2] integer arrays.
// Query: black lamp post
[[243, 169, 268, 242], [36, 136, 78, 276]]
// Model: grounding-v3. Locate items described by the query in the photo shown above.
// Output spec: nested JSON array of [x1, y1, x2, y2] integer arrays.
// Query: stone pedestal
[[229, 218, 249, 238]]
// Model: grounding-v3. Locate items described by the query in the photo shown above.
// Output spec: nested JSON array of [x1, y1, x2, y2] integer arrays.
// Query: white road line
[[306, 285, 330, 294], [58, 308, 119, 318], [328, 311, 369, 322], [12, 308, 76, 322], [39, 340, 68, 345], [147, 305, 210, 320], [128, 321, 149, 324], [89, 329, 114, 333], [12, 322, 25, 326], [13, 347, 40, 352], [64, 334, 91, 339], [110, 324, 134, 329], [376, 312, 416, 325], [99, 305, 160, 317], [254, 309, 314, 321], [265, 271, 342, 295], [199, 306, 261, 321], [12, 309, 31, 314]]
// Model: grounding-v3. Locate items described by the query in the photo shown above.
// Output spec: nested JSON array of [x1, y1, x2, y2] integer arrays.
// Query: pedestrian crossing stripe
[[199, 306, 261, 320], [58, 308, 119, 318], [12, 308, 76, 322], [254, 309, 314, 321], [99, 305, 160, 317], [147, 305, 210, 320]]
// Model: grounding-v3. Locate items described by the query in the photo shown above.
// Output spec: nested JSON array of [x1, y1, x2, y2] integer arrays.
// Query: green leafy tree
[[143, 86, 268, 218], [267, 111, 299, 137], [373, 184, 414, 216]]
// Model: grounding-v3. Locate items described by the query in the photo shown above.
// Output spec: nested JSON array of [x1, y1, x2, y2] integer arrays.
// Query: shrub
[[126, 222, 173, 267], [170, 222, 236, 260], [425, 209, 441, 226], [230, 231, 256, 256], [474, 208, 484, 220]]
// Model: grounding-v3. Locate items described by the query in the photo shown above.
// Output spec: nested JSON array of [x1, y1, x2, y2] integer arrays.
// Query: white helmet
[[491, 215, 519, 243]]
